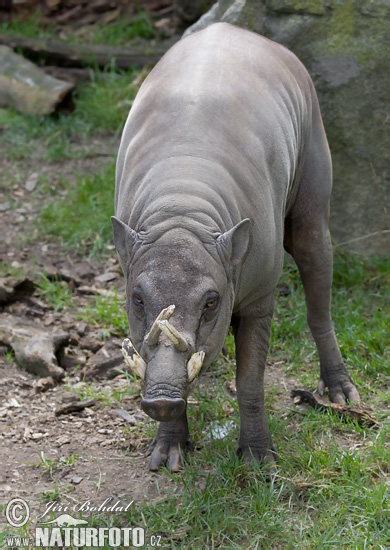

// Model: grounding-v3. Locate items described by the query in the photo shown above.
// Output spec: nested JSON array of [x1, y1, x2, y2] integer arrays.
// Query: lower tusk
[[157, 320, 188, 352], [145, 304, 175, 347], [122, 338, 146, 380], [187, 351, 205, 383]]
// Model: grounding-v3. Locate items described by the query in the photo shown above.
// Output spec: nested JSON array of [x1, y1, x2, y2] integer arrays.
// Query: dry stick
[[334, 229, 390, 247], [291, 390, 380, 428], [55, 399, 96, 416], [0, 33, 177, 69]]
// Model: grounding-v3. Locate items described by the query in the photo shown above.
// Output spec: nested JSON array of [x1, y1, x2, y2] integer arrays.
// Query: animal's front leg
[[233, 311, 276, 465], [147, 413, 192, 472]]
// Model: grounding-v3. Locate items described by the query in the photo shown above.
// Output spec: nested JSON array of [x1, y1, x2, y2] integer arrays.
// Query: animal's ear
[[217, 218, 251, 266], [111, 216, 139, 264]]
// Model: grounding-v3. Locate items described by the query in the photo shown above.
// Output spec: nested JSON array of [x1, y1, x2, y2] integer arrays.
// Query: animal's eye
[[203, 294, 219, 313], [133, 293, 144, 307]]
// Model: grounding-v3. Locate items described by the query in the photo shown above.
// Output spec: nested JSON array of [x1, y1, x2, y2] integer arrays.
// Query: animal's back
[[115, 23, 324, 304], [116, 23, 315, 228]]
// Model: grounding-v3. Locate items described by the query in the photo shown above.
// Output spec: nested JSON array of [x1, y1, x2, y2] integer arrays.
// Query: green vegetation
[[113, 255, 388, 548], [39, 486, 62, 502], [1, 9, 388, 548], [0, 9, 157, 45], [26, 452, 80, 480], [0, 9, 57, 40], [82, 11, 157, 46], [65, 254, 389, 548], [0, 67, 138, 163], [35, 272, 75, 312], [40, 162, 116, 255], [0, 260, 25, 279], [77, 291, 128, 336], [271, 252, 390, 399]]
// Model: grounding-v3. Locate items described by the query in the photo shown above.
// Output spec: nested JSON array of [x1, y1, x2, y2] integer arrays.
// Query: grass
[[35, 272, 75, 312], [0, 9, 157, 46], [0, 64, 140, 165], [119, 370, 389, 549], [0, 7, 149, 169], [1, 12, 389, 548], [77, 291, 128, 335], [40, 162, 116, 255], [59, 254, 388, 549], [33, 141, 389, 548], [25, 452, 79, 481], [270, 252, 390, 404], [78, 10, 157, 46]]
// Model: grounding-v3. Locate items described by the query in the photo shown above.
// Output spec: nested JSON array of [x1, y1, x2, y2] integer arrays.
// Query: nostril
[[141, 397, 186, 422]]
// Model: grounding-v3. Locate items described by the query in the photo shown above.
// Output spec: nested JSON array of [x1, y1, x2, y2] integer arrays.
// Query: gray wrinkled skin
[[112, 23, 360, 472]]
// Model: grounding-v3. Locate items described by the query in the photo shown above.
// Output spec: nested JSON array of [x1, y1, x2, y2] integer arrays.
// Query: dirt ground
[[0, 139, 310, 525]]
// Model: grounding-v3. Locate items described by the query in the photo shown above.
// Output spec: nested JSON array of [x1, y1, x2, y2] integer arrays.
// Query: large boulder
[[184, 0, 390, 255]]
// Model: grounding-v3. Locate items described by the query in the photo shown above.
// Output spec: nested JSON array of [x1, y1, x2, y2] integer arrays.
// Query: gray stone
[[184, 0, 390, 255], [83, 338, 123, 379], [0, 315, 68, 380]]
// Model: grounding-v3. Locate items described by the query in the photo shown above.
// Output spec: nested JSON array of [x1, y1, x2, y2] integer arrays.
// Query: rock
[[83, 338, 123, 379], [174, 0, 216, 24], [184, 0, 390, 255], [56, 435, 71, 446], [0, 315, 68, 380], [75, 322, 87, 336], [70, 476, 83, 485], [94, 271, 118, 284], [25, 172, 39, 192], [57, 346, 86, 370], [110, 409, 137, 425], [79, 334, 104, 353], [0, 276, 35, 304], [0, 46, 74, 115], [34, 376, 56, 393]]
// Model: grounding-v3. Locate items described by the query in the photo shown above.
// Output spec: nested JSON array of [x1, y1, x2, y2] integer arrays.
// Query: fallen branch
[[0, 33, 177, 69], [291, 389, 380, 428], [55, 399, 96, 416]]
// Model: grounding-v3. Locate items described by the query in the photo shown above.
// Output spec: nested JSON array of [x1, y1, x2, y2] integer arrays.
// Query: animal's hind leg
[[284, 115, 359, 404]]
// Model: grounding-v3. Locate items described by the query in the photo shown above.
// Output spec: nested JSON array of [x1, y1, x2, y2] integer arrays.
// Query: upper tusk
[[187, 351, 205, 383], [157, 320, 188, 352], [122, 338, 146, 380], [145, 304, 175, 347]]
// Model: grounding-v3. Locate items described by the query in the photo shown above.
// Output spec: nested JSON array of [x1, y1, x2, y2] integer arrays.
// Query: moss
[[322, 1, 389, 66], [268, 0, 329, 15]]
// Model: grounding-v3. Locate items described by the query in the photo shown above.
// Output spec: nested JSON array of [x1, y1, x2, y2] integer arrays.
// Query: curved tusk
[[157, 320, 188, 352], [187, 351, 205, 383], [145, 304, 175, 347], [122, 338, 146, 380]]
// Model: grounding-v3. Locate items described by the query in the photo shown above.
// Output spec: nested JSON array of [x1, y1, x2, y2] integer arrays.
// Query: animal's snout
[[141, 397, 186, 422]]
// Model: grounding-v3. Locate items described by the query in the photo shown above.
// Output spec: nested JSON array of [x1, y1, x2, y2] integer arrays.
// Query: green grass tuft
[[35, 272, 75, 312], [0, 67, 139, 162], [0, 9, 156, 46], [40, 163, 116, 255], [77, 291, 128, 336]]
